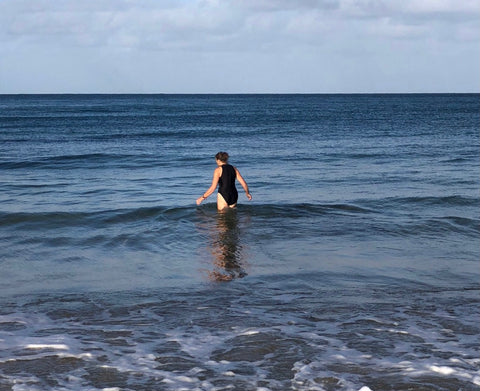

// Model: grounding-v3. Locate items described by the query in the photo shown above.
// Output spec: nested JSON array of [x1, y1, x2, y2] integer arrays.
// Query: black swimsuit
[[218, 164, 238, 206]]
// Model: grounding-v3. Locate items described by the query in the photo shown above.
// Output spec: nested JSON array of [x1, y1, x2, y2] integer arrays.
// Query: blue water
[[0, 94, 479, 390]]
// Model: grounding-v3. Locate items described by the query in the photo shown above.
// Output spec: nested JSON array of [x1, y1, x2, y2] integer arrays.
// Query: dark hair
[[215, 152, 229, 163]]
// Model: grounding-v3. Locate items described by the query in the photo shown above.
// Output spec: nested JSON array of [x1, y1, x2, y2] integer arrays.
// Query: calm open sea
[[0, 94, 479, 390]]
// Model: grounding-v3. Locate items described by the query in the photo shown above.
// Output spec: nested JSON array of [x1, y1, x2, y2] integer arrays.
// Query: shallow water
[[1, 278, 479, 390], [0, 94, 479, 390]]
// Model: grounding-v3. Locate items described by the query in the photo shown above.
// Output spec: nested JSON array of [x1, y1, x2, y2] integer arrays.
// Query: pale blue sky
[[1, 0, 479, 93]]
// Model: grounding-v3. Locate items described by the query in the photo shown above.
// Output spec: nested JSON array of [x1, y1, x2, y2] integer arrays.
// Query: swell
[[0, 206, 176, 230], [1, 202, 477, 238], [364, 195, 479, 208], [0, 153, 158, 170], [395, 216, 480, 237], [0, 202, 371, 232]]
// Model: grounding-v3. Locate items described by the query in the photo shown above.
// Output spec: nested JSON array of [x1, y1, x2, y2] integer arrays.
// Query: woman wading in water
[[196, 152, 252, 210]]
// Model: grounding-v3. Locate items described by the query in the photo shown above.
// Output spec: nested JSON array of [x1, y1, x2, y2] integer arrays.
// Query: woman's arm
[[235, 167, 252, 201], [196, 167, 221, 205]]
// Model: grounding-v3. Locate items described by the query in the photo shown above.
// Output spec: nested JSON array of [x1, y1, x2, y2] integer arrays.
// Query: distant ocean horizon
[[1, 93, 479, 390], [2, 92, 478, 95]]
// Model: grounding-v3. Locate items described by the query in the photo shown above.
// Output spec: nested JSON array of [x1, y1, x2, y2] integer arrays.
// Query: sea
[[0, 94, 479, 391]]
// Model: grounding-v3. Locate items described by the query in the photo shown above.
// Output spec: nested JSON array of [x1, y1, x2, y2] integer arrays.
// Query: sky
[[0, 0, 479, 93]]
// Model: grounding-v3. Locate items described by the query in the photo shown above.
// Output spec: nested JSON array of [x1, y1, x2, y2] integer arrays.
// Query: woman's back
[[218, 164, 238, 206]]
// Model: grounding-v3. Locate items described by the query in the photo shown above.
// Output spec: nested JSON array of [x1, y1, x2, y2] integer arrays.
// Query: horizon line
[[1, 92, 478, 96]]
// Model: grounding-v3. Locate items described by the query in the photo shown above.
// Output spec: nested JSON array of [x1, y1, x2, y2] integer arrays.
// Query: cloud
[[1, 0, 478, 50], [0, 0, 478, 92]]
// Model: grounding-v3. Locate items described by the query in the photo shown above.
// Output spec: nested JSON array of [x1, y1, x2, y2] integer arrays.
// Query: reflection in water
[[197, 208, 248, 282]]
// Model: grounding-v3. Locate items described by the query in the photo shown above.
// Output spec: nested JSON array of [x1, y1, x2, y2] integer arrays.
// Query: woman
[[196, 152, 252, 210]]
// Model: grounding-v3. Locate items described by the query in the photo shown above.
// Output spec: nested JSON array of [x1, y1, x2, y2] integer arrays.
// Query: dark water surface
[[0, 94, 479, 390]]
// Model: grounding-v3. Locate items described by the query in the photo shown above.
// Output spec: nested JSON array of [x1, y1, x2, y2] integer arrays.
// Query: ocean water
[[0, 94, 479, 390]]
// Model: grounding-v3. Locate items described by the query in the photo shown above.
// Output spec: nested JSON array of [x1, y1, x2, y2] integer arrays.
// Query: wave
[[0, 206, 170, 229], [385, 218, 479, 239], [0, 153, 157, 170], [0, 203, 372, 229], [409, 216, 480, 236], [365, 195, 479, 209], [1, 202, 477, 236]]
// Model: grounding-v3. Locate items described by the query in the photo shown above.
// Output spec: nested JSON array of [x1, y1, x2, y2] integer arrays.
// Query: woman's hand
[[196, 197, 204, 205], [246, 193, 252, 201]]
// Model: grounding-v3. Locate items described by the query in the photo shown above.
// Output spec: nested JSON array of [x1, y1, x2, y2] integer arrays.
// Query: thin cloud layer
[[0, 0, 478, 92], [2, 0, 477, 48]]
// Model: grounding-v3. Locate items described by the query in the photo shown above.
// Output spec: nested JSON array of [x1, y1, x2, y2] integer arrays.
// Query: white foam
[[166, 329, 226, 358], [473, 375, 480, 386], [0, 317, 26, 324], [430, 365, 455, 375], [238, 329, 260, 336], [174, 375, 196, 383], [59, 352, 93, 359], [375, 327, 409, 335], [1, 284, 479, 391], [393, 360, 477, 385]]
